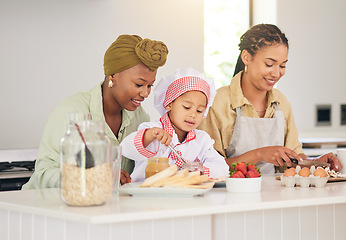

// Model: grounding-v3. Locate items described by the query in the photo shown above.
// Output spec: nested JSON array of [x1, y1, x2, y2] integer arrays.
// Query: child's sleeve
[[120, 122, 161, 161], [198, 132, 230, 178]]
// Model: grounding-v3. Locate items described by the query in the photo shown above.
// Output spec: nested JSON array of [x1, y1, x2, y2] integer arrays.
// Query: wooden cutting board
[[326, 177, 346, 182], [275, 176, 346, 182]]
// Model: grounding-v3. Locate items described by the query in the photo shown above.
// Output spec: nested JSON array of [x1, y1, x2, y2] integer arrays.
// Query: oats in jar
[[61, 163, 112, 206]]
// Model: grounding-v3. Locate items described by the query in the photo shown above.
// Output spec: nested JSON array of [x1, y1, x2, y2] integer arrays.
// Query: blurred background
[[0, 0, 345, 153]]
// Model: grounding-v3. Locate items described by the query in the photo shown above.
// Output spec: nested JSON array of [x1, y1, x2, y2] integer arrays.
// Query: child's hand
[[143, 127, 171, 147], [151, 127, 171, 146]]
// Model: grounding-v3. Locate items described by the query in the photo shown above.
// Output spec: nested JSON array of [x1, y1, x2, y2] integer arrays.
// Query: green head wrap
[[103, 34, 169, 76]]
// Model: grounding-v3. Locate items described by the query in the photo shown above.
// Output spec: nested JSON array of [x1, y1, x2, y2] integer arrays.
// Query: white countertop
[[1, 175, 346, 225]]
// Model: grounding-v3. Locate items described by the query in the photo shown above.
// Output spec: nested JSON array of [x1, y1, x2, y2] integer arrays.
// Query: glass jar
[[182, 161, 204, 175], [145, 157, 170, 178], [60, 112, 113, 206]]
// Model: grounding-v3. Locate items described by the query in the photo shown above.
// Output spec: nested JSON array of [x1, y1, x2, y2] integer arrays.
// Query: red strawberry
[[229, 169, 236, 176], [235, 162, 247, 175], [246, 169, 261, 178], [230, 170, 245, 178], [247, 163, 257, 171], [247, 163, 261, 174]]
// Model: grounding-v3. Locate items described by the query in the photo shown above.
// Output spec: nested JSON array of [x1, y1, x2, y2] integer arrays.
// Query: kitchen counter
[[300, 137, 346, 149], [1, 175, 346, 240]]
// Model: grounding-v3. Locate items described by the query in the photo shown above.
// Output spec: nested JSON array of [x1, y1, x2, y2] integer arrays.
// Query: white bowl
[[226, 177, 262, 193]]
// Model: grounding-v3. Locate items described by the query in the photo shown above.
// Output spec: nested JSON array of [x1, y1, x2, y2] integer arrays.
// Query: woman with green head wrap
[[22, 35, 168, 189]]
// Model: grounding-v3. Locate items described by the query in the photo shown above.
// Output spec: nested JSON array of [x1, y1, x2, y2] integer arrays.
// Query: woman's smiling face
[[166, 91, 207, 141], [111, 63, 157, 111], [245, 43, 288, 91]]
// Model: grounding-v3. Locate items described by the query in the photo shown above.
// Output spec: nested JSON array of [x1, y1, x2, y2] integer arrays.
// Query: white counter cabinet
[[1, 175, 346, 240]]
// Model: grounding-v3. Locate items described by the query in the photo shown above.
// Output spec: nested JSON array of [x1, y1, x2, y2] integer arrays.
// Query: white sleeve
[[198, 132, 230, 178], [120, 121, 162, 161], [120, 131, 147, 161]]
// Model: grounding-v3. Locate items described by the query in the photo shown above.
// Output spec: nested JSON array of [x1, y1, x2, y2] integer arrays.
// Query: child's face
[[166, 91, 207, 137]]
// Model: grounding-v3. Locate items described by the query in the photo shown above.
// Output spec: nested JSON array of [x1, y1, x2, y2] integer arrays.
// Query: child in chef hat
[[120, 68, 229, 182]]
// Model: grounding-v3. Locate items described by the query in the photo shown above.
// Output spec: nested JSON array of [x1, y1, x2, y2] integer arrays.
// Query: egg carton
[[280, 166, 329, 188]]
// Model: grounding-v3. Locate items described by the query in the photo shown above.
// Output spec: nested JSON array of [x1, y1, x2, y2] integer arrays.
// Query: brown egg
[[313, 168, 328, 177], [298, 167, 311, 177], [283, 168, 296, 177]]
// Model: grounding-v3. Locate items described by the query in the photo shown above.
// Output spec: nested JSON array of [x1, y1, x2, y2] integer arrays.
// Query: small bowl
[[182, 162, 204, 175], [226, 177, 262, 193]]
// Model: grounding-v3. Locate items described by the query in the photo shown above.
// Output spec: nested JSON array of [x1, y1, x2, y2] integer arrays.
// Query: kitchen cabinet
[[1, 175, 346, 240]]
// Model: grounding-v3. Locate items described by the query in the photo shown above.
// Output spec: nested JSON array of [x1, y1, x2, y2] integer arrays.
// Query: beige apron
[[225, 103, 285, 174]]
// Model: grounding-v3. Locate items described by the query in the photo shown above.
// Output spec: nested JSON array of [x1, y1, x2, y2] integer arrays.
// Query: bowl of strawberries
[[226, 162, 262, 193]]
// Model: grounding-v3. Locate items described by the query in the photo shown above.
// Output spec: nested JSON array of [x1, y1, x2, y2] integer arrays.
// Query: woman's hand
[[120, 169, 132, 185], [257, 146, 303, 167], [314, 152, 343, 172], [143, 127, 171, 147], [226, 146, 303, 167]]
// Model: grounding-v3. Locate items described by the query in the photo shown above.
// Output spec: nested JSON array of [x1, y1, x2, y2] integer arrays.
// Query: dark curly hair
[[233, 24, 289, 76]]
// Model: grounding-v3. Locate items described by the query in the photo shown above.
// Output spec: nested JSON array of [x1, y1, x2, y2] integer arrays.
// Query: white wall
[[0, 0, 204, 150], [252, 0, 277, 25], [254, 0, 346, 138], [2, 0, 346, 151]]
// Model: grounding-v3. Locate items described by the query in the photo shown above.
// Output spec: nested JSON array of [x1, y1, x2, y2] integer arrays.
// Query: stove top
[[0, 161, 35, 190], [0, 149, 37, 191], [0, 161, 35, 172]]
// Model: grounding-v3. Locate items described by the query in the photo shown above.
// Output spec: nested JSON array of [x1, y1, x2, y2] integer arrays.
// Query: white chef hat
[[154, 68, 216, 118]]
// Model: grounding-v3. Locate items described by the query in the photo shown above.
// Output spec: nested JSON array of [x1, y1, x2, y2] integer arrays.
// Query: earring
[[244, 65, 248, 73], [108, 80, 113, 88]]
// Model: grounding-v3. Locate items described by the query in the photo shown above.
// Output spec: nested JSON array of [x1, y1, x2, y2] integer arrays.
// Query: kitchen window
[[204, 0, 250, 89]]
